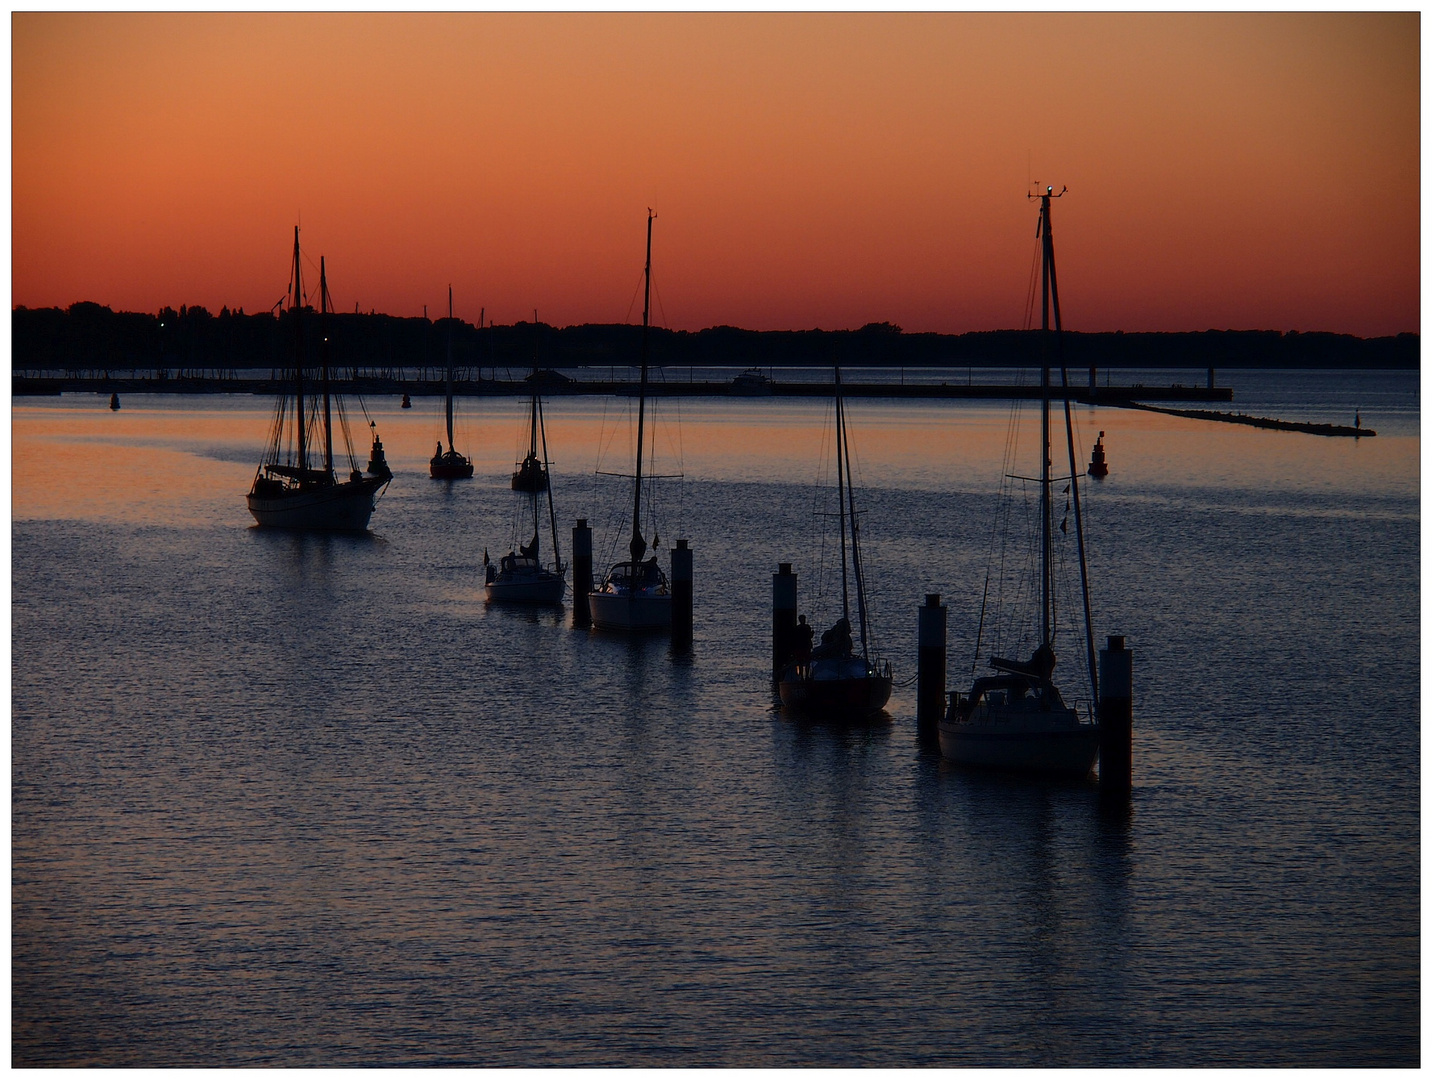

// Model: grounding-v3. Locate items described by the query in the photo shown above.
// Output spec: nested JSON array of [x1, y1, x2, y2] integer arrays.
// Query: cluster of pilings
[[771, 567, 1134, 793]]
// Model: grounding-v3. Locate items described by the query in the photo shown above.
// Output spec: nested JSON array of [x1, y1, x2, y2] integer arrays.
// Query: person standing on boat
[[795, 615, 814, 666]]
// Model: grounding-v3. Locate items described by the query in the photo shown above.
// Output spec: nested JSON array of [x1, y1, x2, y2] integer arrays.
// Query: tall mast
[[291, 226, 308, 473], [629, 209, 654, 565], [1044, 189, 1100, 704], [1039, 191, 1054, 647], [833, 369, 851, 626], [319, 255, 333, 477], [445, 285, 455, 452], [539, 393, 562, 572], [837, 367, 871, 661], [530, 309, 541, 459]]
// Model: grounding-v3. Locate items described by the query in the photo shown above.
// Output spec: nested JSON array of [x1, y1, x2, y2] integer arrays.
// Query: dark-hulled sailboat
[[486, 361, 566, 604], [777, 367, 893, 717], [513, 315, 550, 492], [939, 187, 1101, 776], [430, 285, 474, 479], [248, 228, 391, 531]]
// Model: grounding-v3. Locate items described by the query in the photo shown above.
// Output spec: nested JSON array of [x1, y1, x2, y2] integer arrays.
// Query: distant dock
[[13, 374, 1235, 405]]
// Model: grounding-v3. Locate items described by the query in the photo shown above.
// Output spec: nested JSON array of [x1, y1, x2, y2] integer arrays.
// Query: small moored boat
[[430, 286, 474, 479], [777, 367, 892, 718]]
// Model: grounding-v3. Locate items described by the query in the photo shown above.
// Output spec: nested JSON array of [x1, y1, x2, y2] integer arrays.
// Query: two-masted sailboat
[[430, 286, 474, 479], [939, 187, 1101, 775], [248, 227, 392, 531], [777, 368, 893, 717], [589, 210, 674, 632], [485, 375, 566, 604]]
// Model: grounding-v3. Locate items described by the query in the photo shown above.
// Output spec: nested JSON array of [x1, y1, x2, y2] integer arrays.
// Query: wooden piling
[[671, 539, 693, 649], [572, 519, 592, 627], [1099, 635, 1133, 795], [917, 593, 947, 738], [772, 563, 797, 679]]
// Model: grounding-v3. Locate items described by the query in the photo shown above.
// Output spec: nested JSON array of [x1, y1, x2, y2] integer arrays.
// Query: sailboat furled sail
[[431, 285, 474, 479], [589, 210, 674, 632], [938, 187, 1101, 776], [247, 227, 391, 531], [777, 367, 893, 717]]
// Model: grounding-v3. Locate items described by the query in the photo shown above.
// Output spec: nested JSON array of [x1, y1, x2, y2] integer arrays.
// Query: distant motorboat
[[1088, 430, 1109, 477], [247, 227, 391, 532], [730, 368, 774, 396]]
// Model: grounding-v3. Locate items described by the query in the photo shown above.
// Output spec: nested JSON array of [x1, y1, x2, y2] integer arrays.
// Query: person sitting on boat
[[641, 556, 662, 586], [811, 616, 854, 660]]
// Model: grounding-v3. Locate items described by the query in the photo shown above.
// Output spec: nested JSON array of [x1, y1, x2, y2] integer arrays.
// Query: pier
[[12, 373, 1235, 404]]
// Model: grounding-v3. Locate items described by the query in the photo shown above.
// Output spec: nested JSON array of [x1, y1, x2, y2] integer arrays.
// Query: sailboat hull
[[247, 475, 387, 532], [589, 590, 671, 631], [778, 661, 893, 717], [937, 716, 1099, 777], [485, 571, 565, 605], [431, 462, 474, 479]]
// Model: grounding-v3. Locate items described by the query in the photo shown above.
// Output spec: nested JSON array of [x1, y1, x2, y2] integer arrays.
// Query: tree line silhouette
[[13, 301, 1417, 373]]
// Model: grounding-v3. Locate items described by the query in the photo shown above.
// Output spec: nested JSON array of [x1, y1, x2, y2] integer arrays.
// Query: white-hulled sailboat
[[430, 285, 474, 479], [939, 187, 1101, 777], [248, 228, 391, 531], [777, 367, 893, 717], [589, 210, 673, 632]]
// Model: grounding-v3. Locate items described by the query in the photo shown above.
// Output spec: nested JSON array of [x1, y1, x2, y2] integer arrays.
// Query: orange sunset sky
[[12, 12, 1420, 337]]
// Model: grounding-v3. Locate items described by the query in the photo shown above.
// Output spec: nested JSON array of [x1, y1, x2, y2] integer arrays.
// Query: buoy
[[772, 563, 797, 680], [917, 593, 946, 742], [1088, 430, 1109, 478], [401, 393, 412, 408]]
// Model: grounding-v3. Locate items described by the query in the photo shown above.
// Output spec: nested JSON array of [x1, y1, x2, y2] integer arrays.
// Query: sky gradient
[[12, 12, 1420, 336]]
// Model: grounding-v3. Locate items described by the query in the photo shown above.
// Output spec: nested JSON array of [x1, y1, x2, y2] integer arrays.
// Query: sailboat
[[485, 376, 566, 604], [430, 286, 474, 479], [939, 187, 1101, 776], [777, 367, 893, 717], [588, 210, 673, 632], [512, 315, 550, 492], [248, 227, 391, 531]]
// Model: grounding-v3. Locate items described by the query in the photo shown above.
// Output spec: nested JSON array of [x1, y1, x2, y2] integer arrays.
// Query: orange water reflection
[[12, 393, 1418, 528]]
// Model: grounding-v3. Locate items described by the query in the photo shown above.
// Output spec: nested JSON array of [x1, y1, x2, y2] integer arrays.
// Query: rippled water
[[12, 371, 1419, 1065]]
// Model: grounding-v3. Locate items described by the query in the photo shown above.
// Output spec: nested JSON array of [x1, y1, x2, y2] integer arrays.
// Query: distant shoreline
[[14, 304, 1417, 374]]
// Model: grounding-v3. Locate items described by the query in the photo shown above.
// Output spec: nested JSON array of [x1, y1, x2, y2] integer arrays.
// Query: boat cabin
[[602, 557, 668, 593], [950, 673, 1073, 720]]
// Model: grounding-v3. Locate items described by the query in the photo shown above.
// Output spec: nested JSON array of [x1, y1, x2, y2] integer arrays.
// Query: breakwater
[[1117, 400, 1374, 437]]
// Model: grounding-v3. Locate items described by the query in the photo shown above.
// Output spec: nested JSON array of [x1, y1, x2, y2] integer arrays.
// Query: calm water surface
[[12, 371, 1419, 1065]]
